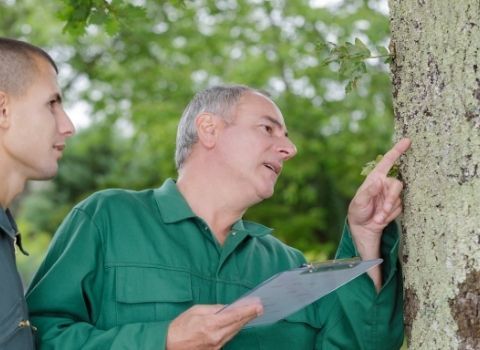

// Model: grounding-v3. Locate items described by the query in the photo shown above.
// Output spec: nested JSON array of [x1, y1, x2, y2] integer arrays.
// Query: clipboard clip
[[300, 257, 362, 274]]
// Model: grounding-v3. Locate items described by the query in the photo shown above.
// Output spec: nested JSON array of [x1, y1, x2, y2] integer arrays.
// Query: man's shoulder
[[74, 188, 155, 214], [242, 221, 305, 264], [262, 234, 304, 258]]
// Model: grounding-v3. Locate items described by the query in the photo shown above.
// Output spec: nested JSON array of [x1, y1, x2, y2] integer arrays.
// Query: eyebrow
[[261, 115, 289, 137]]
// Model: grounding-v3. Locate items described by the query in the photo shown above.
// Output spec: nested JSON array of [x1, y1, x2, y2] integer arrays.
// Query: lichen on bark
[[448, 269, 480, 350], [389, 0, 480, 348], [404, 287, 419, 346]]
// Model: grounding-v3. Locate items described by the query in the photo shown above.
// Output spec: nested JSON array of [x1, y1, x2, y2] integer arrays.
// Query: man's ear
[[195, 112, 220, 149], [0, 91, 10, 129]]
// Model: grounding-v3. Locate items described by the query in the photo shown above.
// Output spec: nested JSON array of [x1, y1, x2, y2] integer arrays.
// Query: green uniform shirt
[[26, 179, 403, 349]]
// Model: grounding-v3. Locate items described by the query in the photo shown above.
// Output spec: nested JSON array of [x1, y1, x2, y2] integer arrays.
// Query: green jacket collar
[[154, 178, 196, 223], [153, 178, 272, 237]]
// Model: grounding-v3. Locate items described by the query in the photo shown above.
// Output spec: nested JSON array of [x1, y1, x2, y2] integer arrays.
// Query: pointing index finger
[[372, 138, 411, 176]]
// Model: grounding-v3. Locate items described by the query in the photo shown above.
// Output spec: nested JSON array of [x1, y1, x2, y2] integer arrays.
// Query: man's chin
[[30, 166, 59, 181], [258, 187, 275, 201]]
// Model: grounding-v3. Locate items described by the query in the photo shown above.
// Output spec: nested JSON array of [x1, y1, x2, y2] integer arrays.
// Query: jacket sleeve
[[26, 208, 170, 350], [315, 221, 404, 350]]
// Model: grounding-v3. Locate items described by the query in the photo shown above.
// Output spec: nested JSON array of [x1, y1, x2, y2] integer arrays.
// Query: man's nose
[[59, 108, 76, 137], [277, 137, 297, 161]]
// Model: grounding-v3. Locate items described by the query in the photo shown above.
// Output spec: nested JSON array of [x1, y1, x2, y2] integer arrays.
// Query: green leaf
[[384, 55, 394, 64], [353, 38, 371, 58], [376, 45, 389, 56], [104, 16, 120, 36], [360, 158, 379, 176], [361, 155, 400, 177], [89, 9, 106, 25], [345, 79, 354, 93], [321, 39, 374, 93]]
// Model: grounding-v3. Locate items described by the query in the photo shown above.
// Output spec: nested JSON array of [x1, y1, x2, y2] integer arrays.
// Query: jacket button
[[18, 320, 31, 328]]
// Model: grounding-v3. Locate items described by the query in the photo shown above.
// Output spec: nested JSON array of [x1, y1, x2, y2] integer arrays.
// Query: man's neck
[[0, 162, 26, 209], [176, 171, 248, 245]]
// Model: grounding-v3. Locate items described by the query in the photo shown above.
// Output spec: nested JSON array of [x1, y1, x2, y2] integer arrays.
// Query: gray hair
[[175, 84, 267, 170], [0, 37, 58, 96]]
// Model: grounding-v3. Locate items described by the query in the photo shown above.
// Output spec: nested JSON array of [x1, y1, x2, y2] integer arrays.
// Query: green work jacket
[[26, 179, 403, 349]]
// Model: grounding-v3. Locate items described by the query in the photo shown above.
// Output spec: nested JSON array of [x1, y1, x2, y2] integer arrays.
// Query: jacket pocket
[[115, 266, 193, 324]]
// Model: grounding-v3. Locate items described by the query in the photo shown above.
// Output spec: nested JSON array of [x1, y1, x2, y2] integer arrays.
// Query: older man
[[0, 37, 75, 349], [27, 85, 409, 349]]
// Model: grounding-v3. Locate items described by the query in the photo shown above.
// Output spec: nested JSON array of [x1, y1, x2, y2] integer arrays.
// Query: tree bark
[[389, 1, 480, 349]]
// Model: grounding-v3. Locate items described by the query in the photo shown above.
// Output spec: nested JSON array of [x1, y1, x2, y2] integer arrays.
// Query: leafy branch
[[321, 38, 393, 93], [58, 0, 146, 36]]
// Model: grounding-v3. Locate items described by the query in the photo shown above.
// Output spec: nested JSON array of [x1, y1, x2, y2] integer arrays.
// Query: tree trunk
[[389, 1, 480, 349]]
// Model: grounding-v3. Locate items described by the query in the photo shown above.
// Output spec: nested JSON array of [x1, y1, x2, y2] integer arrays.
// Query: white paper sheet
[[220, 258, 382, 327]]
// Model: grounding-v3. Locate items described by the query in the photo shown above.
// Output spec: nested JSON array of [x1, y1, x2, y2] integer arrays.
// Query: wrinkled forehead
[[232, 91, 286, 125]]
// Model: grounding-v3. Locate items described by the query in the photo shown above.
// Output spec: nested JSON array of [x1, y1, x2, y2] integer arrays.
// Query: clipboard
[[220, 257, 382, 327]]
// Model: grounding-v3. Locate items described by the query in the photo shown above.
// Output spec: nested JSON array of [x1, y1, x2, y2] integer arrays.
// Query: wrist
[[348, 225, 381, 260]]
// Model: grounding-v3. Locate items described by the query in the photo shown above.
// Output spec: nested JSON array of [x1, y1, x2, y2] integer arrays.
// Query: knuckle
[[205, 333, 223, 348], [212, 335, 223, 348], [203, 318, 220, 334]]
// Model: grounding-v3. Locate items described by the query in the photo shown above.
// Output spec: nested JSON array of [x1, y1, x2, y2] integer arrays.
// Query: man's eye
[[262, 125, 273, 133]]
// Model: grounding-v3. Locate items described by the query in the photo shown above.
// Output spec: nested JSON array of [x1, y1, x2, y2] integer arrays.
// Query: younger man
[[0, 38, 75, 349]]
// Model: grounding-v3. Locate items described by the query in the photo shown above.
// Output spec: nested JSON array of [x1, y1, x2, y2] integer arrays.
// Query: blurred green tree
[[0, 0, 394, 281]]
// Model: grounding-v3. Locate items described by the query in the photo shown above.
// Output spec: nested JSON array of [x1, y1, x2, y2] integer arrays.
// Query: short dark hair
[[0, 37, 58, 96]]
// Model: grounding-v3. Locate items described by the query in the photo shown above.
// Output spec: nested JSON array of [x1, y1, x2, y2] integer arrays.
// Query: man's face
[[214, 92, 297, 203], [1, 56, 75, 181]]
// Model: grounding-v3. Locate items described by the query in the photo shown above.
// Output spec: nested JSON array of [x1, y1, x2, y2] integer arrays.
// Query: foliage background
[[0, 0, 394, 282]]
